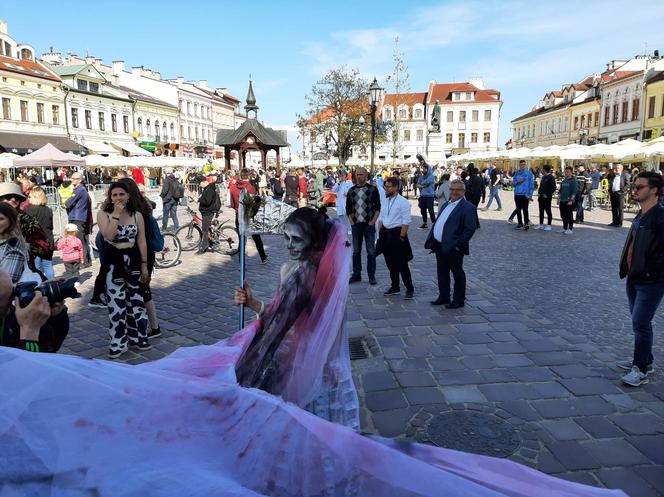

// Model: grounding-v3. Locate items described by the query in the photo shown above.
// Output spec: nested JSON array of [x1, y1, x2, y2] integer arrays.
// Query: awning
[[0, 131, 82, 155], [112, 142, 152, 156], [138, 141, 157, 152], [84, 141, 119, 155]]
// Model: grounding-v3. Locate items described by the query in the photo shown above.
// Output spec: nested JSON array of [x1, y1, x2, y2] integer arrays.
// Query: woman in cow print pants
[[97, 182, 151, 359]]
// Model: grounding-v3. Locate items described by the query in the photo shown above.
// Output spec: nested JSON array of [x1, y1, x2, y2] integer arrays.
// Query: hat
[[0, 182, 26, 200], [65, 223, 79, 232]]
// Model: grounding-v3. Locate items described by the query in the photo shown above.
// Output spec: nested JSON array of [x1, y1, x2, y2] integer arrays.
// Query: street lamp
[[579, 128, 588, 145], [367, 77, 383, 179]]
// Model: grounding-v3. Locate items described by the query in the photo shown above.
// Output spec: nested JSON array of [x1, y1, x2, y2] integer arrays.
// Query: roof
[[0, 55, 61, 82], [568, 95, 600, 109], [511, 101, 568, 123], [428, 82, 501, 104], [216, 118, 288, 147], [302, 100, 369, 126], [0, 132, 82, 155], [603, 70, 642, 85], [646, 71, 664, 85], [50, 64, 89, 77], [382, 92, 427, 107], [111, 84, 177, 109]]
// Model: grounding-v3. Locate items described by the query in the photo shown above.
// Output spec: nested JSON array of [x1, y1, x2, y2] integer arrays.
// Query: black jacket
[[466, 175, 485, 201], [160, 174, 176, 201], [620, 203, 664, 282], [538, 174, 556, 198], [608, 172, 629, 195], [0, 306, 69, 353], [199, 183, 221, 214]]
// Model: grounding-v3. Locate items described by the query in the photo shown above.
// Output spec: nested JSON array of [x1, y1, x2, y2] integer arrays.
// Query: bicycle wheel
[[154, 232, 182, 268], [217, 226, 240, 255], [176, 224, 202, 251]]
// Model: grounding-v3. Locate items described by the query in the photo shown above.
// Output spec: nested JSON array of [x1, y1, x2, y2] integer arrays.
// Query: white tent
[[0, 152, 18, 168], [14, 143, 86, 168]]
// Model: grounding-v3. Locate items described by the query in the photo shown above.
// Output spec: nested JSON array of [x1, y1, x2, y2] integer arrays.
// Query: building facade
[[598, 70, 644, 143], [641, 64, 664, 141], [0, 20, 80, 154], [168, 79, 215, 158], [376, 92, 427, 163]]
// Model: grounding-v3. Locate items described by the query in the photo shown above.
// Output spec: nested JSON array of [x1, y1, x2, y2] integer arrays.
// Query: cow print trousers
[[106, 259, 148, 353]]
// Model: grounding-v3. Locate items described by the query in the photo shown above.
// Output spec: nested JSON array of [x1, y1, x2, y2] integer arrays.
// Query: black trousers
[[234, 216, 267, 260], [469, 196, 481, 227], [514, 195, 530, 226], [418, 196, 435, 224], [538, 197, 552, 225], [559, 203, 574, 230], [382, 236, 413, 292], [575, 193, 585, 222], [435, 247, 466, 304], [199, 212, 214, 251], [610, 192, 624, 226]]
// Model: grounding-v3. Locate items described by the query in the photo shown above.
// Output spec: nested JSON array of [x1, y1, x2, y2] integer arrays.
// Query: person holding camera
[[0, 270, 70, 352]]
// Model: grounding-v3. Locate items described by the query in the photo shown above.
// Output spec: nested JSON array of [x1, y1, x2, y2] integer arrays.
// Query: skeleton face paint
[[284, 222, 312, 261]]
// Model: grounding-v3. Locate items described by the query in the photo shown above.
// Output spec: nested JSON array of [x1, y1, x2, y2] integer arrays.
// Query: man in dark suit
[[608, 163, 629, 227], [424, 180, 477, 309]]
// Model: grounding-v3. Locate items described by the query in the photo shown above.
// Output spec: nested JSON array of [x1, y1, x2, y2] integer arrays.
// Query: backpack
[[147, 214, 164, 252], [172, 179, 185, 199], [272, 179, 284, 197]]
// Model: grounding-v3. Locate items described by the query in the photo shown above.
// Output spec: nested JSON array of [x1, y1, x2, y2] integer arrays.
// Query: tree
[[384, 36, 411, 168], [298, 66, 371, 166]]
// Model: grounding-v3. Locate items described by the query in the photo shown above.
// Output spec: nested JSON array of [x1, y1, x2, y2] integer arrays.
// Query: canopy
[[83, 140, 120, 155], [13, 143, 86, 168], [0, 152, 18, 169], [112, 141, 152, 156]]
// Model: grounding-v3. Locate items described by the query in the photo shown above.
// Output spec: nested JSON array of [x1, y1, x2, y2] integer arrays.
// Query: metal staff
[[238, 188, 247, 329]]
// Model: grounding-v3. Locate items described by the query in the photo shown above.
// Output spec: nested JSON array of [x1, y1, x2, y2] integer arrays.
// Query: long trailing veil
[[0, 221, 627, 496]]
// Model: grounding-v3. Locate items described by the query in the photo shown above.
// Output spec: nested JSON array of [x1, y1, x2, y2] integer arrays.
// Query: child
[[56, 223, 84, 279]]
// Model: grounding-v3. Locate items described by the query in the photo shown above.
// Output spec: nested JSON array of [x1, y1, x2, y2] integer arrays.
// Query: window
[[146, 119, 151, 136], [403, 129, 411, 141], [416, 129, 423, 141], [459, 111, 466, 122], [662, 97, 664, 117], [621, 102, 628, 122], [85, 110, 92, 129], [384, 109, 392, 120], [472, 110, 478, 122], [111, 113, 117, 132], [471, 132, 478, 143], [188, 126, 191, 139], [179, 100, 183, 111], [52, 105, 59, 125], [195, 103, 199, 117], [155, 121, 160, 141], [2, 98, 10, 120], [89, 82, 99, 93], [171, 123, 175, 140], [195, 126, 199, 140], [452, 93, 459, 101], [36, 103, 44, 124], [612, 104, 619, 124], [163, 122, 167, 140], [573, 116, 579, 130], [484, 110, 491, 121], [594, 111, 599, 126], [465, 92, 472, 100], [137, 117, 143, 135], [604, 106, 610, 126], [414, 108, 422, 119], [647, 96, 656, 119], [98, 112, 105, 131], [632, 98, 639, 121], [77, 79, 88, 91], [123, 115, 129, 133], [447, 111, 453, 122], [458, 133, 465, 147], [20, 100, 28, 121], [399, 108, 407, 119], [187, 102, 191, 115], [483, 132, 491, 143], [71, 108, 79, 128], [446, 133, 453, 143]]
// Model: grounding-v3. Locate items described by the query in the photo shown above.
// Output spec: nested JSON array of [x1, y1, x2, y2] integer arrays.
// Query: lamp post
[[367, 77, 383, 179]]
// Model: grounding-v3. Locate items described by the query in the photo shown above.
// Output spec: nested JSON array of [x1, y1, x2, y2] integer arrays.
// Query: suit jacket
[[607, 173, 628, 195], [424, 197, 477, 255]]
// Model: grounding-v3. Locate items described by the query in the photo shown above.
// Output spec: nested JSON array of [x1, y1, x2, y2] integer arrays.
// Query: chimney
[[131, 66, 142, 76], [199, 80, 208, 88], [216, 87, 228, 95], [177, 76, 184, 86], [0, 20, 7, 35], [112, 60, 125, 75], [85, 56, 95, 65], [655, 49, 660, 58]]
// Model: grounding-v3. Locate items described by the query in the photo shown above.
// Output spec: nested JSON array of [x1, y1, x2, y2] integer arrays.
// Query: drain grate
[[348, 337, 369, 360]]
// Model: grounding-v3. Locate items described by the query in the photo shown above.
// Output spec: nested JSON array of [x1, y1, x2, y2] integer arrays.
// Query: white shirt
[[433, 198, 462, 242], [333, 180, 353, 216], [612, 175, 621, 192], [378, 194, 411, 229]]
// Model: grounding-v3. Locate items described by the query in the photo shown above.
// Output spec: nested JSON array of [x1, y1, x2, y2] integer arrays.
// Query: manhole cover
[[348, 337, 369, 360], [425, 412, 521, 458]]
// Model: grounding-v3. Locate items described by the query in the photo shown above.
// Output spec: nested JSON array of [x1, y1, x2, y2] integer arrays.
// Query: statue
[[431, 99, 441, 132]]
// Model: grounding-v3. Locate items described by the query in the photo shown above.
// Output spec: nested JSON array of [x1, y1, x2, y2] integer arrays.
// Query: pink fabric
[[55, 235, 83, 263]]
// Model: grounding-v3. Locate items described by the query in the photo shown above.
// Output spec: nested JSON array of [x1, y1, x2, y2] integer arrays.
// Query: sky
[[4, 0, 664, 151]]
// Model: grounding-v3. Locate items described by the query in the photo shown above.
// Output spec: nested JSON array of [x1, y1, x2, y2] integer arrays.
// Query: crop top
[[108, 213, 138, 244]]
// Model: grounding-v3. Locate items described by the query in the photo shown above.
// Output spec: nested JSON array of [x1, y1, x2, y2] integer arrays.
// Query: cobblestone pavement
[[60, 192, 663, 496]]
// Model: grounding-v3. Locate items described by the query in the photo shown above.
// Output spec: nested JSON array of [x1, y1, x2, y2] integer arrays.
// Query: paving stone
[[548, 441, 602, 471], [530, 381, 572, 399], [478, 383, 539, 402], [498, 400, 541, 422], [365, 390, 408, 411], [404, 346, 432, 358], [458, 344, 492, 355], [559, 378, 622, 396], [433, 370, 484, 386], [427, 358, 464, 371], [478, 369, 516, 383], [574, 416, 625, 439], [487, 342, 526, 354], [403, 387, 446, 405], [531, 400, 578, 418], [583, 439, 649, 467], [488, 321, 529, 332], [608, 414, 664, 436], [395, 372, 436, 388], [628, 435, 664, 464], [454, 323, 492, 333], [492, 354, 534, 368], [556, 471, 601, 487], [456, 332, 494, 344], [569, 396, 617, 416], [461, 356, 496, 369], [376, 336, 404, 349], [371, 407, 415, 438], [361, 371, 398, 392], [541, 420, 590, 441], [382, 347, 406, 359], [595, 468, 661, 497], [635, 465, 664, 495], [388, 358, 430, 372], [509, 367, 554, 382], [602, 393, 641, 412], [536, 449, 565, 474], [520, 339, 562, 352], [440, 386, 487, 404], [527, 351, 578, 366], [550, 364, 601, 379]]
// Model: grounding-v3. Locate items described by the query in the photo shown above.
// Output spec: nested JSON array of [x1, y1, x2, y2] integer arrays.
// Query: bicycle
[[154, 231, 182, 269], [176, 205, 240, 255]]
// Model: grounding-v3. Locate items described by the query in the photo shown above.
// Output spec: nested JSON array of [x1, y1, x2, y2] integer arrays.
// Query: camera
[[14, 277, 80, 308]]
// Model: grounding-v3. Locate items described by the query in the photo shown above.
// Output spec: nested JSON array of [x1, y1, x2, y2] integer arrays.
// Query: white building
[[377, 92, 428, 162], [426, 79, 502, 161], [167, 78, 215, 158], [197, 83, 243, 158], [0, 20, 80, 154]]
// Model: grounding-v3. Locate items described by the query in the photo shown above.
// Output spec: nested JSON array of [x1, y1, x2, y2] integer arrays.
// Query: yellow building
[[643, 71, 664, 141], [568, 96, 600, 145]]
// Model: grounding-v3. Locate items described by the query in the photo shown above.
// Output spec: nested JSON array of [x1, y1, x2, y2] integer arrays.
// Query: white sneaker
[[557, 228, 566, 233], [534, 225, 542, 230], [622, 366, 649, 386], [543, 226, 552, 231], [564, 229, 573, 235]]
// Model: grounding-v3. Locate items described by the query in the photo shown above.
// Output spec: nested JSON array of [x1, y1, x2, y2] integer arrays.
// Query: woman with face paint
[[234, 207, 359, 429]]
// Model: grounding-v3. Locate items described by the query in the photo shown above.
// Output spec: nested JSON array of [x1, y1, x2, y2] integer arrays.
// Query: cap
[[65, 223, 79, 232], [0, 182, 26, 200]]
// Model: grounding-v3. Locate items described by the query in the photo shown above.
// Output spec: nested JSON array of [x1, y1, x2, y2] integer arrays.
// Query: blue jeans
[[485, 185, 502, 210], [626, 279, 664, 373], [162, 199, 179, 230], [34, 257, 54, 280], [351, 223, 376, 279]]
